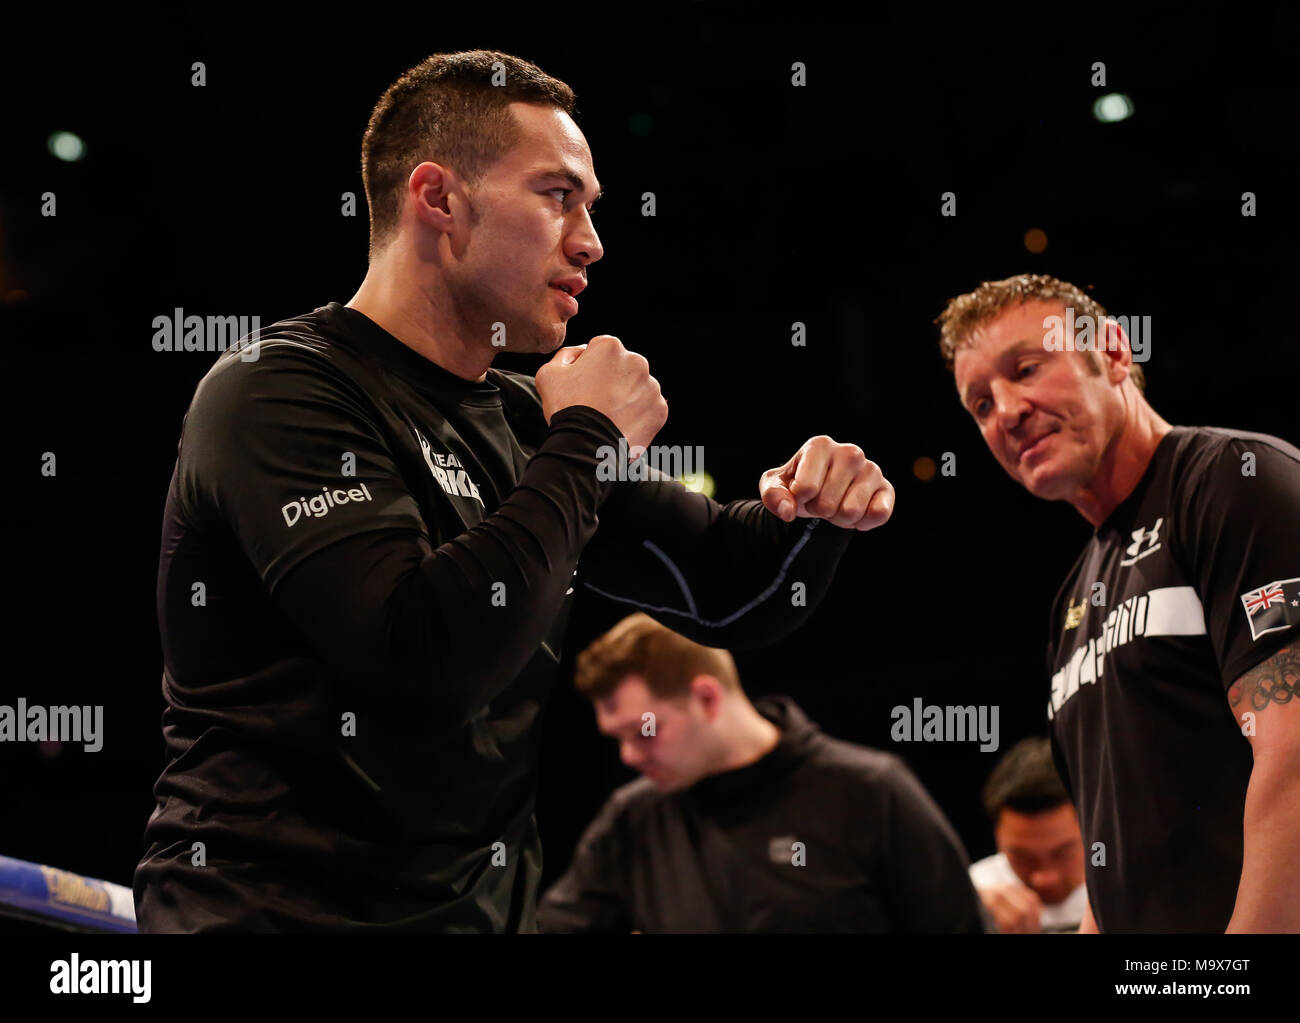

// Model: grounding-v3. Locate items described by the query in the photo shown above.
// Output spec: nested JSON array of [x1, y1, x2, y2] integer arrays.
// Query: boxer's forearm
[[1226, 764, 1300, 932], [1225, 646, 1300, 932]]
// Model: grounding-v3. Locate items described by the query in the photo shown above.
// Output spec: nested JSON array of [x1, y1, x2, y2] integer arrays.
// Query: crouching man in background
[[538, 613, 987, 933]]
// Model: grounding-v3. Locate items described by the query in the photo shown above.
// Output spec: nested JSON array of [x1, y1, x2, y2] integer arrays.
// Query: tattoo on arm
[[1228, 644, 1300, 714]]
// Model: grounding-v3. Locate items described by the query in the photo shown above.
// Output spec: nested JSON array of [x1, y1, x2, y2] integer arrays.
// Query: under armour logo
[[1121, 517, 1163, 565]]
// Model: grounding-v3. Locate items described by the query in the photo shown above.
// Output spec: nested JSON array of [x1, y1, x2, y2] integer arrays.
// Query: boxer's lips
[[549, 284, 579, 315], [549, 275, 586, 297], [1017, 430, 1057, 462], [549, 277, 584, 316]]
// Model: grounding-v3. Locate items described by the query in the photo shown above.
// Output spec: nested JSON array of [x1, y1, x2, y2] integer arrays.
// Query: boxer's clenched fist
[[758, 435, 894, 531], [535, 335, 668, 455]]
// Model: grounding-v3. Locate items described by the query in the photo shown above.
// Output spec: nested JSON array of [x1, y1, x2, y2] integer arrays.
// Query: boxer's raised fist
[[536, 335, 668, 454]]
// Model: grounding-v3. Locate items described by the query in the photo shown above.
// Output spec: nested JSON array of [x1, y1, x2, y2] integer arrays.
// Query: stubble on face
[[442, 189, 567, 357], [444, 104, 598, 359], [955, 302, 1116, 503]]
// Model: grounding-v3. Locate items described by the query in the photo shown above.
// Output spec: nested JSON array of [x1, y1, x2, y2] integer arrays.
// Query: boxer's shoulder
[[193, 332, 366, 411]]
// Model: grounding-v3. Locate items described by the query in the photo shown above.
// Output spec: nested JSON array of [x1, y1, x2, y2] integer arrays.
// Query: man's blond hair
[[935, 273, 1146, 394]]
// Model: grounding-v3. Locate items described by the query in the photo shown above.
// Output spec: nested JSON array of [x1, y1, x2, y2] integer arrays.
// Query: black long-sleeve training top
[[134, 301, 854, 932]]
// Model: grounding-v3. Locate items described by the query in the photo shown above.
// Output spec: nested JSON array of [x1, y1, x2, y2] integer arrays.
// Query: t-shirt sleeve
[[535, 798, 634, 933], [177, 343, 427, 593], [871, 756, 987, 934], [1174, 433, 1300, 688]]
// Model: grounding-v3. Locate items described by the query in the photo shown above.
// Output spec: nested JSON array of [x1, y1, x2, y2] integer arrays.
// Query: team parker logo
[[1240, 577, 1300, 640], [414, 427, 483, 505]]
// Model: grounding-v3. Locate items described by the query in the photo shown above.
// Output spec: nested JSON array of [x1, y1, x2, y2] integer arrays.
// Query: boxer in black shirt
[[134, 50, 895, 932]]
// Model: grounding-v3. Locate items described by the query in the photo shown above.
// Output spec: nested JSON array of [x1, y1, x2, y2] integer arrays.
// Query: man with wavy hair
[[937, 273, 1300, 932]]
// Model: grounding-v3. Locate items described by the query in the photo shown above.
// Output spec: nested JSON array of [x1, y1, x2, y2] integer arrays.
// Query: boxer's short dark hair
[[575, 613, 740, 702], [982, 737, 1072, 823], [361, 50, 576, 257], [935, 273, 1146, 394]]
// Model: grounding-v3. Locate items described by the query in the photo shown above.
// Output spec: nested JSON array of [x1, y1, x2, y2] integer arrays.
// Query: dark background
[[1, 7, 1296, 897]]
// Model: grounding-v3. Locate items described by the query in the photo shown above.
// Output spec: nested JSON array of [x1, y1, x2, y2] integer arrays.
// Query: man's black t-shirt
[[135, 302, 853, 932], [1046, 426, 1300, 932]]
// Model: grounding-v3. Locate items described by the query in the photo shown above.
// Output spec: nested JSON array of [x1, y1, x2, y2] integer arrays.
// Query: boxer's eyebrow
[[537, 168, 603, 208], [1008, 337, 1045, 357]]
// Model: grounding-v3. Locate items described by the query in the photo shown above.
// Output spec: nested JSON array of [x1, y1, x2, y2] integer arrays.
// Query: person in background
[[971, 737, 1086, 933], [538, 613, 986, 933]]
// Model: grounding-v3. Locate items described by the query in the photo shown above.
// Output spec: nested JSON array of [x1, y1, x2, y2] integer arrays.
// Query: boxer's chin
[[539, 320, 567, 352], [1019, 460, 1070, 502]]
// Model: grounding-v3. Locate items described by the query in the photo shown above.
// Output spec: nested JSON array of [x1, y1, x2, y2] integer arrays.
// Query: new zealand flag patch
[[1240, 577, 1300, 640]]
